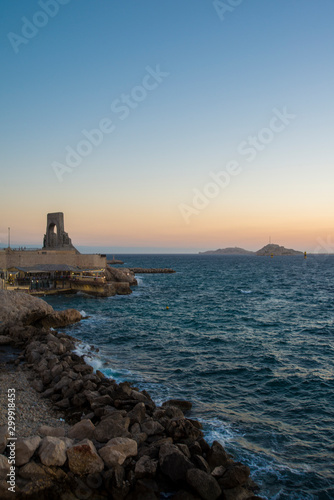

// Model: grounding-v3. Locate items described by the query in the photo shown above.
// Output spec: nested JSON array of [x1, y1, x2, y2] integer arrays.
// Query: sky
[[1, 0, 334, 253]]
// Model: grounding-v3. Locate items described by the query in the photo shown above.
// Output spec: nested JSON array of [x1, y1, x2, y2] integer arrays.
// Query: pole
[[8, 227, 10, 249]]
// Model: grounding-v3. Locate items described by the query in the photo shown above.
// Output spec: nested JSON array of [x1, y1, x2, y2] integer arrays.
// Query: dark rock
[[186, 468, 221, 500], [159, 442, 195, 483], [206, 440, 233, 469], [134, 455, 158, 479], [128, 402, 146, 425], [141, 419, 165, 436], [94, 414, 130, 443], [166, 418, 203, 444], [192, 454, 211, 473], [163, 399, 192, 412], [218, 463, 250, 489]]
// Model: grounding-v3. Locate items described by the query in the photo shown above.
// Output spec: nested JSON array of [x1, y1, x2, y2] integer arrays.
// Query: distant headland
[[200, 243, 304, 256]]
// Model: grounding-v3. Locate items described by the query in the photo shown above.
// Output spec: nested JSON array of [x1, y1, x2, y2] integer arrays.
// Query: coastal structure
[[0, 212, 106, 273], [0, 212, 111, 294]]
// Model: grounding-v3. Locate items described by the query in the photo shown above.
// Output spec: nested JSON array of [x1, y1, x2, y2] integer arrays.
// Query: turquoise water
[[45, 254, 334, 500]]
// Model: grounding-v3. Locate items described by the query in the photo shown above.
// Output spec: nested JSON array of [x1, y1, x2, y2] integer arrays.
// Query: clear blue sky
[[1, 0, 333, 252]]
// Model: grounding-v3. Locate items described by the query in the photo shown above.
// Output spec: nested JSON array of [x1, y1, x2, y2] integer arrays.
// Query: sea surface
[[45, 254, 334, 500]]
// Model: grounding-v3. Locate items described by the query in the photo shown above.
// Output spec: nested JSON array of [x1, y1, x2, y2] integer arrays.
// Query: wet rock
[[0, 335, 12, 345], [37, 308, 82, 329], [206, 440, 233, 469], [166, 418, 203, 444], [218, 463, 251, 489], [67, 439, 104, 475], [159, 442, 195, 483], [192, 454, 211, 473], [186, 468, 221, 500], [223, 485, 253, 500], [163, 399, 192, 413], [38, 436, 67, 466], [211, 465, 226, 478], [16, 435, 41, 466]]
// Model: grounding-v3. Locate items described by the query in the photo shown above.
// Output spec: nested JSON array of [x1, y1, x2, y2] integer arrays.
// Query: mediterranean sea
[[45, 254, 334, 500]]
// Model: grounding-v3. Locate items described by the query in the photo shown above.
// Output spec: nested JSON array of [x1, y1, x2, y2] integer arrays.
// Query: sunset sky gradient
[[1, 0, 333, 252]]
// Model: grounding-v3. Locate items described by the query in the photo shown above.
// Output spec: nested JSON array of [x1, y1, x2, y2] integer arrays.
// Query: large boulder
[[16, 436, 41, 466], [0, 426, 8, 454], [186, 468, 221, 500], [159, 443, 194, 484], [0, 290, 81, 328], [105, 266, 137, 286], [218, 463, 251, 489], [0, 455, 10, 480], [0, 290, 53, 325], [38, 436, 67, 467], [67, 419, 95, 440], [99, 437, 138, 468], [94, 414, 130, 442], [37, 309, 82, 328], [67, 439, 104, 475]]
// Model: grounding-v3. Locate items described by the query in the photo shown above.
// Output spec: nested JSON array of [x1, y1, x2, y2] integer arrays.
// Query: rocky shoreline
[[0, 292, 264, 500]]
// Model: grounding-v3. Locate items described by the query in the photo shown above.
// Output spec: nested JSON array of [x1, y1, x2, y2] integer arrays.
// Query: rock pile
[[0, 322, 264, 499]]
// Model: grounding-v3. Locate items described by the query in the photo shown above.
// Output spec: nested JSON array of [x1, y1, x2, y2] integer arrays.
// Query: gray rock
[[159, 443, 195, 483], [162, 399, 192, 412], [223, 485, 253, 500], [0, 426, 8, 454], [94, 414, 130, 443], [218, 464, 250, 489], [18, 461, 47, 480], [38, 425, 66, 438], [16, 436, 41, 466], [134, 455, 158, 478], [127, 402, 146, 425], [99, 437, 138, 468], [0, 335, 13, 345], [0, 455, 10, 480], [67, 419, 95, 440], [67, 439, 104, 475], [186, 468, 221, 500], [141, 419, 164, 436], [38, 436, 67, 466], [207, 440, 233, 469]]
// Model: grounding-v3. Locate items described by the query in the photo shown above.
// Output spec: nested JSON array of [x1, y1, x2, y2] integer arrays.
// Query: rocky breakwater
[[105, 265, 138, 295], [0, 300, 264, 499], [129, 268, 176, 274]]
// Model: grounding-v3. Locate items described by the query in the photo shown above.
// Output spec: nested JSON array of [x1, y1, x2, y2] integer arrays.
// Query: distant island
[[200, 243, 304, 256], [256, 244, 303, 256], [199, 247, 255, 255]]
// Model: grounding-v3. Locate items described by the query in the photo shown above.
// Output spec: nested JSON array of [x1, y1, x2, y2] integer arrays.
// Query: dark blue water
[[45, 254, 334, 500]]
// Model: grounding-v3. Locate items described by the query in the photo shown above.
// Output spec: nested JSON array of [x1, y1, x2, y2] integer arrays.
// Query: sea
[[44, 254, 334, 500]]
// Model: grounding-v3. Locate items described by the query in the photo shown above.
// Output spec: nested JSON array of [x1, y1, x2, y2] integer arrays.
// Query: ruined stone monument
[[43, 212, 77, 251]]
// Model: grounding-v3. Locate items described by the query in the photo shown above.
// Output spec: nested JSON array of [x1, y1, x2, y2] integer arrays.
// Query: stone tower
[[43, 212, 76, 250]]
